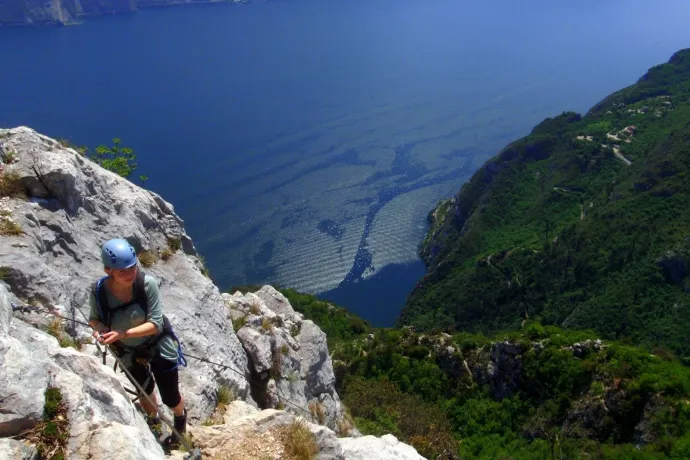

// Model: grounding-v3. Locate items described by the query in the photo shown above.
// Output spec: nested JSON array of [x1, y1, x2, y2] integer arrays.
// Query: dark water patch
[[184, 156, 302, 204], [253, 240, 275, 267], [320, 260, 426, 327], [317, 219, 345, 239], [343, 166, 468, 283], [441, 148, 474, 161], [346, 197, 376, 206], [209, 147, 374, 218], [361, 142, 430, 187], [281, 213, 300, 229]]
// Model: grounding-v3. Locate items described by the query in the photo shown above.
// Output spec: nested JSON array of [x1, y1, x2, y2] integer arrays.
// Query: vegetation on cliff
[[399, 49, 690, 363], [292, 292, 690, 459]]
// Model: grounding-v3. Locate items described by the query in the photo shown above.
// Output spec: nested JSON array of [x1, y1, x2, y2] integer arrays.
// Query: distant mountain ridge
[[0, 0, 244, 27], [399, 49, 690, 361]]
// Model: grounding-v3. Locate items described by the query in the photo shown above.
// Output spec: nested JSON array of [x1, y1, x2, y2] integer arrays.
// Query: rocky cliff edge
[[0, 126, 425, 459]]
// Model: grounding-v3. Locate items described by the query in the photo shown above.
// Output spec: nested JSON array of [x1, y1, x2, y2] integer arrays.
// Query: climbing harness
[[92, 270, 187, 369]]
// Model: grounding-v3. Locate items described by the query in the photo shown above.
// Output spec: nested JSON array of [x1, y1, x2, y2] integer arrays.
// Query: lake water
[[2, 0, 690, 325]]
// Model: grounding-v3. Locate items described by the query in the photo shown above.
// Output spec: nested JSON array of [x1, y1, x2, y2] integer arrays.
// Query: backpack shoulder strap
[[93, 277, 110, 327], [134, 269, 149, 319]]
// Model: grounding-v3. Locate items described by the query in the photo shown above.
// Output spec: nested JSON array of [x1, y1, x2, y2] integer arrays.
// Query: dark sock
[[173, 408, 187, 436]]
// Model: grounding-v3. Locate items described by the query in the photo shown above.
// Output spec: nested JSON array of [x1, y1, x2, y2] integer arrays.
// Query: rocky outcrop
[[224, 286, 356, 436], [0, 0, 242, 27], [181, 401, 424, 460], [657, 241, 690, 290], [339, 435, 426, 460], [0, 439, 38, 460], [0, 283, 164, 459], [0, 126, 423, 458], [467, 341, 525, 400], [563, 339, 604, 359], [0, 127, 251, 421], [184, 402, 343, 460]]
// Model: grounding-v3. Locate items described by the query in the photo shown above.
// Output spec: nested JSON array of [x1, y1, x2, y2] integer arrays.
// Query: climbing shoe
[[146, 415, 163, 440], [164, 408, 188, 450]]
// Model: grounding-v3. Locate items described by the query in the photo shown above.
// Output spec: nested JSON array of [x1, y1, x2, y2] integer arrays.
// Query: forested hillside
[[287, 291, 690, 459], [400, 49, 690, 363]]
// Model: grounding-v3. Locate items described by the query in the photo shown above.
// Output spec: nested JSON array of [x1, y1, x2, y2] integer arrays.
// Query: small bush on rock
[[88, 138, 139, 178], [216, 385, 235, 409], [20, 386, 69, 459], [232, 315, 248, 331], [279, 419, 319, 460], [0, 171, 24, 198], [138, 250, 158, 268], [167, 237, 181, 251], [0, 219, 22, 236], [261, 318, 273, 331], [1, 150, 16, 164], [308, 402, 326, 425], [160, 248, 173, 261]]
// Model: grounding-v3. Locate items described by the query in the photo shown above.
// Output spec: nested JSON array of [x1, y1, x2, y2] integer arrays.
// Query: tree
[[88, 138, 138, 178]]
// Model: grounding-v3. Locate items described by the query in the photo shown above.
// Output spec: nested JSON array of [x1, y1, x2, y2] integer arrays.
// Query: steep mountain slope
[[399, 49, 690, 361], [0, 127, 421, 459]]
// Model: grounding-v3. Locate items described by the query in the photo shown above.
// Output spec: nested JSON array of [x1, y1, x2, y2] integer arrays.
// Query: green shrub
[[279, 419, 319, 460], [216, 385, 235, 409], [19, 387, 69, 459], [0, 171, 24, 198], [137, 250, 158, 268], [0, 219, 22, 236], [344, 377, 457, 459], [88, 138, 138, 178], [261, 317, 272, 331], [232, 315, 247, 331], [167, 237, 181, 251], [1, 150, 16, 164]]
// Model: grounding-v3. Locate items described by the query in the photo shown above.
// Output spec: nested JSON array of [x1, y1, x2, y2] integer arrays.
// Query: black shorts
[[128, 353, 181, 408]]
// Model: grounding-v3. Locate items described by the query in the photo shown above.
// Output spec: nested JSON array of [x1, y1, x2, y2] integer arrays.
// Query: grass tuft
[[0, 171, 24, 198], [216, 385, 235, 409], [232, 315, 247, 331], [308, 401, 326, 425], [167, 237, 181, 252], [0, 219, 22, 236], [279, 419, 319, 460], [19, 386, 69, 459], [137, 250, 158, 268], [261, 317, 273, 331]]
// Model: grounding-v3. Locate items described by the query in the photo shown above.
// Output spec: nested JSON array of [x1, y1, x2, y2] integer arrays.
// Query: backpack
[[92, 270, 186, 367]]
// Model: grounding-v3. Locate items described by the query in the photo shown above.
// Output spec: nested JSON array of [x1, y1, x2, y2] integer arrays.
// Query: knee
[[161, 388, 182, 408]]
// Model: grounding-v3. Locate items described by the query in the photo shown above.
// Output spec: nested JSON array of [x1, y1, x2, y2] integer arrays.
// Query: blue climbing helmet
[[101, 238, 137, 269]]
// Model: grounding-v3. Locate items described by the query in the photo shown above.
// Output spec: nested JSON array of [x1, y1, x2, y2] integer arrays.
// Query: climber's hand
[[101, 330, 127, 344], [92, 326, 109, 340]]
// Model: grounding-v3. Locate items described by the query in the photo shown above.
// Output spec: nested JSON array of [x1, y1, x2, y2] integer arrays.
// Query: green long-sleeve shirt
[[89, 274, 178, 367]]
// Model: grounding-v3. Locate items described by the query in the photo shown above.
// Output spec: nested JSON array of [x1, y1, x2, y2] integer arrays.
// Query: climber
[[88, 238, 187, 449]]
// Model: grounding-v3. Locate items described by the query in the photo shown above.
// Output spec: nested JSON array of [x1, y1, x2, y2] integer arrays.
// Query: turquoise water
[[2, 0, 690, 325]]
